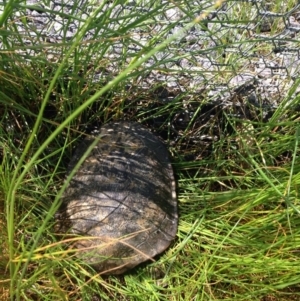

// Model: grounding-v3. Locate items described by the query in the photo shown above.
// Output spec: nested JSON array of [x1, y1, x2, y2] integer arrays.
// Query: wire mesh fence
[[1, 0, 300, 116]]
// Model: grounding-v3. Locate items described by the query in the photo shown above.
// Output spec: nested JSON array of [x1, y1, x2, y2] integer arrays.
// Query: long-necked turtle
[[56, 121, 177, 274]]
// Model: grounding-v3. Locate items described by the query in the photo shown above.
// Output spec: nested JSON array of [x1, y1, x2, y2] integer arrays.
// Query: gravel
[[1, 0, 300, 113]]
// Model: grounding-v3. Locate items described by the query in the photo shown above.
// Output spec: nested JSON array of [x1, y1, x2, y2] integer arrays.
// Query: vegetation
[[1, 0, 300, 300]]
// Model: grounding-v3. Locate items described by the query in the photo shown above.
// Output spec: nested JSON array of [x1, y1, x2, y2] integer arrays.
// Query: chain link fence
[[1, 0, 300, 120]]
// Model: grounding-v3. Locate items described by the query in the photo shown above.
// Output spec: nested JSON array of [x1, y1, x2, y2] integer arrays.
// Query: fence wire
[[1, 0, 300, 115]]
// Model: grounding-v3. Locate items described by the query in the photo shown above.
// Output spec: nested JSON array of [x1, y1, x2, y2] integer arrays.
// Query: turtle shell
[[57, 121, 177, 274]]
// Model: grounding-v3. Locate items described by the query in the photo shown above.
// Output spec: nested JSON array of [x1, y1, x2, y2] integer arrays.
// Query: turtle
[[56, 121, 178, 275]]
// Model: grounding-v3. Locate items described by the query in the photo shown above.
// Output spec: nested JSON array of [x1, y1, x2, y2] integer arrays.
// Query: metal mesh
[[1, 0, 300, 110]]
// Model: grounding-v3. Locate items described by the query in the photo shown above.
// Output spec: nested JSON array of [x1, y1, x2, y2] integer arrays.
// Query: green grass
[[1, 0, 300, 300]]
